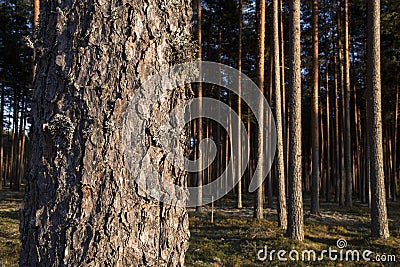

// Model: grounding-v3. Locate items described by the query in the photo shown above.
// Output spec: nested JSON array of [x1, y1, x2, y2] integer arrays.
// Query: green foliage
[[0, 0, 33, 88]]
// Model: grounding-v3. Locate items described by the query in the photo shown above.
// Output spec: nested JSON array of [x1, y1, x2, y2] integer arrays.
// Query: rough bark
[[20, 0, 193, 265], [286, 0, 304, 241], [367, 0, 390, 239]]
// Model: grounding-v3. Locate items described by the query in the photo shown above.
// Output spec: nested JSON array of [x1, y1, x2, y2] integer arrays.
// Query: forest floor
[[0, 189, 23, 267], [186, 195, 400, 267], [0, 189, 399, 267]]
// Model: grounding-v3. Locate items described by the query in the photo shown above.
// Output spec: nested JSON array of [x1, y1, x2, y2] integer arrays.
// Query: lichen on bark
[[20, 0, 193, 266]]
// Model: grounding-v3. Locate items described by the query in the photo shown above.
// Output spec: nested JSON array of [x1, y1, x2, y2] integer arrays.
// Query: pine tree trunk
[[337, 1, 345, 206], [32, 0, 40, 84], [279, 0, 288, 192], [320, 104, 325, 200], [367, 0, 390, 239], [311, 0, 320, 214], [333, 55, 340, 203], [196, 0, 204, 213], [18, 93, 27, 187], [326, 60, 331, 202], [344, 0, 352, 207], [20, 1, 192, 265], [254, 0, 266, 220], [273, 0, 287, 229], [287, 0, 304, 241], [267, 60, 274, 209], [237, 0, 243, 209], [392, 83, 398, 202], [11, 90, 19, 191]]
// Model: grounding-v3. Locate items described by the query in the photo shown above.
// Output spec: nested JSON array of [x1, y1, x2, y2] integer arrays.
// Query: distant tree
[[0, 0, 32, 190]]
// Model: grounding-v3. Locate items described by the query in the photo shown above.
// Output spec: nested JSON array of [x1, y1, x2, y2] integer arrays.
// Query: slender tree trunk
[[254, 0, 266, 219], [320, 103, 325, 201], [32, 0, 40, 84], [392, 83, 398, 201], [20, 1, 192, 265], [217, 30, 223, 209], [18, 93, 27, 189], [11, 89, 19, 191], [367, 0, 390, 239], [279, 0, 288, 193], [354, 87, 362, 201], [357, 105, 363, 202], [248, 107, 252, 196], [273, 0, 287, 229], [344, 0, 352, 207], [334, 55, 340, 203], [287, 0, 304, 241], [311, 0, 320, 214], [267, 59, 274, 209], [337, 0, 345, 206], [326, 60, 331, 202], [196, 0, 204, 213], [237, 0, 243, 209]]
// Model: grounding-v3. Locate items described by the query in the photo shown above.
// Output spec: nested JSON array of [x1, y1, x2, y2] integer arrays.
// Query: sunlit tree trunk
[[287, 0, 304, 241], [267, 59, 274, 209], [273, 0, 287, 229], [279, 0, 288, 191], [196, 0, 204, 213], [237, 0, 243, 209], [367, 0, 390, 239], [344, 0, 352, 207], [311, 0, 320, 214], [392, 83, 398, 202], [254, 0, 266, 219]]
